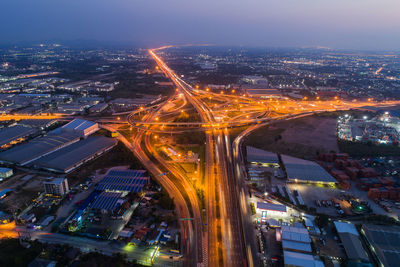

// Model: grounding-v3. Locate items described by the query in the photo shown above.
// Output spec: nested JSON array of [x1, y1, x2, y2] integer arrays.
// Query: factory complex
[[0, 118, 117, 173]]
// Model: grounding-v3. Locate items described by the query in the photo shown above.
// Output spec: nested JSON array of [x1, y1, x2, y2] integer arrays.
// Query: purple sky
[[1, 0, 400, 50]]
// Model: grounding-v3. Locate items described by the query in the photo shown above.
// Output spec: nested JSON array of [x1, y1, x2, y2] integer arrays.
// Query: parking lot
[[287, 182, 400, 219]]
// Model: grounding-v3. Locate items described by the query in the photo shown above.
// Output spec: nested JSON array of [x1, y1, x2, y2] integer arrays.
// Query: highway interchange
[[98, 47, 399, 267], [2, 46, 400, 267], [124, 46, 400, 267]]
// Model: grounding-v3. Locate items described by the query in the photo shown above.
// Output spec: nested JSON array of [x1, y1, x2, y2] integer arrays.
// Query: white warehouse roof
[[281, 154, 336, 183], [257, 202, 287, 212], [62, 119, 97, 132]]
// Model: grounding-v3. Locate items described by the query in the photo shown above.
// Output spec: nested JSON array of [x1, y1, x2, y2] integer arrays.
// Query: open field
[[245, 115, 338, 159]]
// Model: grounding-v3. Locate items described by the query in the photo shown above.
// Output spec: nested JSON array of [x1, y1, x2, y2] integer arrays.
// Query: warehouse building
[[32, 136, 117, 173], [283, 251, 324, 267], [0, 125, 38, 149], [278, 225, 312, 253], [90, 191, 122, 211], [361, 224, 400, 267], [246, 88, 283, 99], [89, 103, 108, 113], [246, 146, 280, 167], [44, 177, 69, 197], [61, 118, 99, 137], [0, 132, 80, 166], [281, 154, 336, 185], [256, 202, 287, 221], [334, 221, 369, 262], [18, 119, 58, 130], [95, 169, 149, 193]]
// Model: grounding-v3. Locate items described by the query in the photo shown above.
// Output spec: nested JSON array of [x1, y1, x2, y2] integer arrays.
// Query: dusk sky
[[2, 0, 400, 50]]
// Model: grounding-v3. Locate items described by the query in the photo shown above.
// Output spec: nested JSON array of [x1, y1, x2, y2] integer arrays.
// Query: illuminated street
[[113, 46, 400, 267]]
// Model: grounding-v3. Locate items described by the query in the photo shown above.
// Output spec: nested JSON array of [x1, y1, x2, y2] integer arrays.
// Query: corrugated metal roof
[[281, 226, 311, 243], [257, 202, 286, 212], [339, 232, 369, 261], [246, 146, 279, 164], [0, 125, 37, 147], [32, 136, 117, 173], [62, 119, 96, 131], [334, 221, 359, 236], [281, 154, 336, 183], [282, 240, 312, 252], [361, 224, 400, 267], [283, 251, 324, 267], [0, 132, 80, 165]]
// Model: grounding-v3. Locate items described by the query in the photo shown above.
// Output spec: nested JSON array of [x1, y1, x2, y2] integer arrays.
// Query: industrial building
[[0, 132, 80, 166], [334, 221, 369, 262], [256, 202, 287, 221], [61, 118, 99, 137], [278, 225, 312, 253], [0, 167, 13, 180], [32, 136, 117, 173], [44, 177, 69, 196], [0, 125, 38, 149], [246, 146, 280, 167], [90, 191, 122, 211], [246, 88, 283, 99], [89, 103, 108, 113], [281, 154, 336, 185], [361, 224, 400, 267], [67, 169, 149, 234], [95, 169, 149, 193], [18, 119, 58, 130], [283, 250, 324, 267]]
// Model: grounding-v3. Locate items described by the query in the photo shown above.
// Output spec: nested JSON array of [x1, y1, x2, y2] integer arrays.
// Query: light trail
[[127, 45, 400, 267]]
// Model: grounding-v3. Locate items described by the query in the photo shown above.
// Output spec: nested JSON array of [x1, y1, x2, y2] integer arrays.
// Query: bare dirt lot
[[245, 115, 339, 159], [280, 116, 338, 152]]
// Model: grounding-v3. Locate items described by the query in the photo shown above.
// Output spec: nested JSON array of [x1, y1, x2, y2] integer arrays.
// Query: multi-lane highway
[[126, 92, 203, 266], [148, 48, 248, 267], [124, 46, 400, 267]]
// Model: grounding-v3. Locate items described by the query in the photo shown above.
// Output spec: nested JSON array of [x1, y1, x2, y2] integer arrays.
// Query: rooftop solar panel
[[95, 170, 149, 193], [90, 191, 121, 210]]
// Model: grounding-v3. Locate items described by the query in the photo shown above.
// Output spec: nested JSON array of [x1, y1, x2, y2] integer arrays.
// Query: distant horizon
[[1, 39, 399, 53], [1, 0, 400, 51]]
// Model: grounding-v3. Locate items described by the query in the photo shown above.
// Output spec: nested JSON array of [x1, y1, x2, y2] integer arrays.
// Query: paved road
[[149, 48, 247, 266]]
